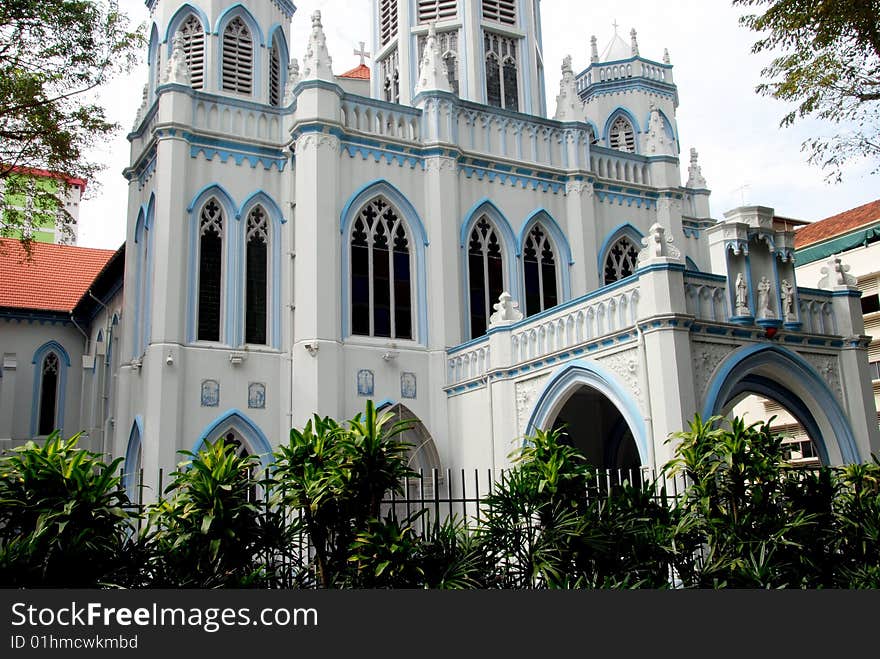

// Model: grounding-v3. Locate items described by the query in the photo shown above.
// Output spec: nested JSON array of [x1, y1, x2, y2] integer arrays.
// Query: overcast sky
[[77, 0, 879, 249]]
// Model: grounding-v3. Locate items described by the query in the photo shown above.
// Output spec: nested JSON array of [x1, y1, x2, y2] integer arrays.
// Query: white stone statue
[[757, 276, 774, 319], [163, 31, 191, 85], [735, 272, 750, 316], [489, 292, 524, 327], [780, 279, 796, 322]]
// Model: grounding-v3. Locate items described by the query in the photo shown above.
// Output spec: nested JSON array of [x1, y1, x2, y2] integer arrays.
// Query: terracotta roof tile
[[794, 199, 880, 248], [0, 238, 116, 313], [339, 64, 370, 80]]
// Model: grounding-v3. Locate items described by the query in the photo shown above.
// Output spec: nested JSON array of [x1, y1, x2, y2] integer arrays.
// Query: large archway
[[702, 345, 860, 465], [527, 360, 649, 472]]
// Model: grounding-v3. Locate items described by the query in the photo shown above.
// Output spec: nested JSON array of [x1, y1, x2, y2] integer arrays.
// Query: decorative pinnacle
[[590, 35, 599, 63], [630, 28, 639, 57]]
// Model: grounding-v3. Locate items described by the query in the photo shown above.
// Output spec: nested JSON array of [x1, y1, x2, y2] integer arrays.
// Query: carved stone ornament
[[801, 352, 843, 405], [686, 148, 708, 189], [283, 57, 301, 104], [756, 276, 775, 319], [637, 223, 681, 264], [301, 11, 334, 81], [734, 272, 750, 316], [489, 292, 524, 327], [515, 375, 549, 436], [414, 23, 452, 95], [691, 341, 735, 403], [818, 257, 857, 289], [163, 31, 191, 85], [780, 279, 797, 322], [644, 104, 672, 156], [599, 348, 642, 405], [553, 55, 581, 122]]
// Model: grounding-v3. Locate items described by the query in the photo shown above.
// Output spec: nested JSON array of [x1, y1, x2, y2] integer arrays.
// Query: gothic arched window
[[468, 216, 505, 338], [179, 13, 205, 89], [603, 236, 640, 284], [245, 206, 268, 345], [609, 115, 636, 153], [197, 199, 224, 341], [221, 17, 253, 95], [37, 352, 60, 436], [485, 33, 518, 110], [523, 224, 558, 316], [269, 36, 282, 106], [350, 197, 412, 340]]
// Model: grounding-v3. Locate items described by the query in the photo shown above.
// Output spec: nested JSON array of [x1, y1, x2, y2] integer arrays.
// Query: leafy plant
[[0, 432, 135, 587]]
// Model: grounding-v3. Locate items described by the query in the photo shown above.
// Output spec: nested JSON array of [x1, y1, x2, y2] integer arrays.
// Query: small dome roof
[[600, 32, 630, 62]]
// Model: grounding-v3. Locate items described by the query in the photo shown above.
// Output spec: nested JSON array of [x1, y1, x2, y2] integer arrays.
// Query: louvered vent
[[269, 40, 282, 106], [180, 14, 205, 89], [482, 0, 516, 25], [418, 0, 457, 23], [380, 0, 398, 47], [222, 17, 253, 95]]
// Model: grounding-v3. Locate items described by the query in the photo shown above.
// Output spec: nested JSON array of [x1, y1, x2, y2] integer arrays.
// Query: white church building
[[2, 0, 878, 499]]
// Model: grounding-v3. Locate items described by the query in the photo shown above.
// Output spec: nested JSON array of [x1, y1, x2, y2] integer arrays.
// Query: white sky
[[77, 0, 879, 249]]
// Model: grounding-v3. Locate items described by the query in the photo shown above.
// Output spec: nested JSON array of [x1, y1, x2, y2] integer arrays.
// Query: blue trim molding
[[193, 409, 273, 467], [164, 3, 211, 47], [123, 416, 144, 500], [29, 341, 71, 438], [701, 344, 860, 464], [526, 359, 649, 465]]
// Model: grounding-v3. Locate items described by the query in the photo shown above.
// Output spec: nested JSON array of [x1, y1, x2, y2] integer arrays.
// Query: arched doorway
[[527, 360, 648, 478], [702, 345, 860, 465]]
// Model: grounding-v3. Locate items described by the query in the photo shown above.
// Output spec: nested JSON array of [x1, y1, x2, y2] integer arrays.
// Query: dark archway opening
[[551, 385, 642, 476]]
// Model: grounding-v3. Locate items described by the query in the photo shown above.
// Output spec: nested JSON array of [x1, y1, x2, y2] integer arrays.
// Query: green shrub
[[0, 432, 135, 587]]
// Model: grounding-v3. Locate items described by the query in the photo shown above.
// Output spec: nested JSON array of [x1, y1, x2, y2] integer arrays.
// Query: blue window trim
[[597, 222, 644, 283], [517, 208, 573, 304], [187, 184, 237, 344], [193, 408, 273, 467], [164, 3, 211, 50], [143, 194, 155, 354], [147, 24, 160, 100], [29, 341, 71, 438], [339, 180, 429, 345], [237, 191, 285, 348], [526, 359, 649, 465], [460, 198, 520, 339], [123, 416, 144, 501], [214, 4, 264, 99], [602, 106, 641, 152], [132, 207, 146, 357], [701, 344, 860, 464], [266, 24, 290, 103]]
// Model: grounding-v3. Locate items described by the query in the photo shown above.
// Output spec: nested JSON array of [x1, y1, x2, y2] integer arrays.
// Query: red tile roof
[[5, 165, 87, 191], [339, 64, 370, 80], [794, 199, 880, 248], [0, 239, 116, 313]]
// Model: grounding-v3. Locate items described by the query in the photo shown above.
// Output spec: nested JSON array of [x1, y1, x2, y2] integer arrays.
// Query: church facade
[[3, 0, 878, 499]]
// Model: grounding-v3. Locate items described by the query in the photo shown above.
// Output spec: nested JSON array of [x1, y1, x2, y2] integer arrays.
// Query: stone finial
[[638, 223, 681, 265], [163, 31, 191, 85], [488, 292, 524, 327], [644, 103, 672, 155], [553, 55, 581, 122], [283, 58, 301, 104], [686, 147, 708, 189], [414, 23, 452, 95], [663, 48, 671, 64], [133, 83, 149, 130], [301, 10, 334, 81], [819, 257, 858, 289], [630, 28, 639, 57], [590, 35, 599, 63]]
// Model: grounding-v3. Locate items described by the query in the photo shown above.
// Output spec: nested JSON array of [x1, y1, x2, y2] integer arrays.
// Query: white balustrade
[[684, 274, 728, 322], [798, 291, 837, 335]]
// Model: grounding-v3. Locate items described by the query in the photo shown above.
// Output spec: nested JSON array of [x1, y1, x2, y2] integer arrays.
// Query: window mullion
[[367, 232, 375, 336], [482, 242, 492, 324], [389, 223, 397, 339]]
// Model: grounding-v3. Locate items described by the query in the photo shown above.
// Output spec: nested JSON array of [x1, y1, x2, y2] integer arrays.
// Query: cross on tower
[[612, 19, 619, 34], [354, 41, 370, 66]]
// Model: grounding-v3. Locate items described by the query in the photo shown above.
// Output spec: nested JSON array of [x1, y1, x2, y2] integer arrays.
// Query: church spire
[[414, 23, 452, 95], [301, 11, 334, 82]]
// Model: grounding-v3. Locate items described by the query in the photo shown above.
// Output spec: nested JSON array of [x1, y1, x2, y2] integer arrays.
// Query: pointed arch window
[[269, 37, 282, 106], [245, 206, 268, 345], [350, 197, 413, 340], [485, 33, 518, 110], [222, 17, 253, 95], [603, 236, 639, 284], [468, 216, 505, 338], [37, 352, 60, 436], [609, 115, 636, 152], [179, 13, 205, 89], [523, 224, 558, 316], [197, 200, 224, 341]]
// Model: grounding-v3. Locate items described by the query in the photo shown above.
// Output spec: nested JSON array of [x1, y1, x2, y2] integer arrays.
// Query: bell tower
[[371, 0, 547, 115]]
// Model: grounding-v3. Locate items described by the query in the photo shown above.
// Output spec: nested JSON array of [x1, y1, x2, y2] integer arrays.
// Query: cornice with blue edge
[[123, 143, 158, 187], [578, 81, 679, 106], [187, 132, 288, 171], [0, 310, 74, 326], [593, 182, 658, 209], [444, 328, 640, 397], [128, 102, 159, 142]]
